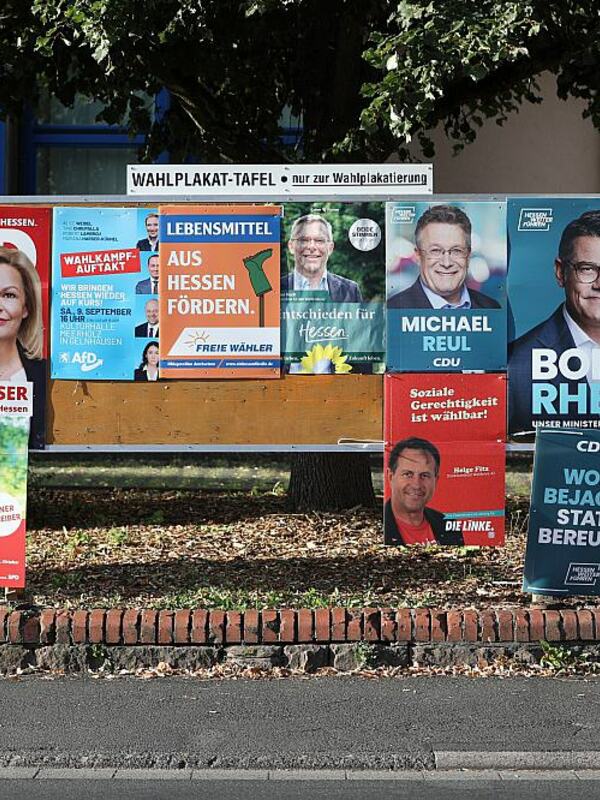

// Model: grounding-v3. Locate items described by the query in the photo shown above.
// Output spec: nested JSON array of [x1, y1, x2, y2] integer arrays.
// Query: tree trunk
[[287, 453, 375, 511]]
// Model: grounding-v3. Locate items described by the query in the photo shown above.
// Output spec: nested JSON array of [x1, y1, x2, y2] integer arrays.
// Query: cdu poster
[[384, 373, 506, 546], [280, 202, 385, 374], [159, 205, 281, 379], [51, 207, 160, 381], [508, 199, 600, 436], [524, 428, 600, 597], [386, 201, 507, 372]]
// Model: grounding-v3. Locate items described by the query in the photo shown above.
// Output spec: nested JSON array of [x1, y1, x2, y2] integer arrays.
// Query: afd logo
[[518, 208, 553, 231], [577, 440, 600, 452], [71, 352, 104, 372]]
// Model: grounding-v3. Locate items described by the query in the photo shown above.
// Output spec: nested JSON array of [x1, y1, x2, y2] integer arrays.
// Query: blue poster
[[281, 202, 385, 374], [508, 199, 600, 435], [524, 428, 600, 597], [51, 207, 161, 380], [386, 201, 507, 371]]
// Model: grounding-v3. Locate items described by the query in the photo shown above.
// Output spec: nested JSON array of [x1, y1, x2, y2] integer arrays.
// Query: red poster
[[0, 207, 51, 358], [384, 374, 506, 547]]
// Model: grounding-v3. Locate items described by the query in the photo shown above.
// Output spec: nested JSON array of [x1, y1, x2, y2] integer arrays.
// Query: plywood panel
[[48, 375, 383, 445]]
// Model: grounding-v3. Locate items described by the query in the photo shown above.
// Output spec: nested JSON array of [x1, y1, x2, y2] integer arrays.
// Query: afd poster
[[280, 202, 385, 373], [524, 428, 600, 597], [508, 199, 600, 436], [0, 207, 51, 449], [159, 205, 281, 379], [386, 201, 507, 372], [0, 394, 31, 588], [51, 207, 160, 381], [384, 373, 506, 546]]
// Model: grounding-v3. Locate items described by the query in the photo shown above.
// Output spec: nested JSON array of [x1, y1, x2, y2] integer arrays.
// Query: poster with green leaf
[[281, 202, 385, 374], [0, 417, 29, 588]]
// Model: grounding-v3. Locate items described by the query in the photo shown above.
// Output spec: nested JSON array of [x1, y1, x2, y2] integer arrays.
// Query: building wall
[[424, 73, 600, 195]]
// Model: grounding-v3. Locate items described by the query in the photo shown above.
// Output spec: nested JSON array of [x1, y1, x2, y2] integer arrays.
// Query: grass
[[29, 453, 532, 496]]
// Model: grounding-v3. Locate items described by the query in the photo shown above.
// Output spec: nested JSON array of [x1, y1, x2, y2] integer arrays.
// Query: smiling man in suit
[[388, 205, 500, 310], [282, 214, 363, 302], [509, 210, 600, 433], [135, 299, 159, 338], [135, 254, 160, 295]]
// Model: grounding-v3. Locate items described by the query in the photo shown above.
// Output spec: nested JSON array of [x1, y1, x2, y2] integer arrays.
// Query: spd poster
[[384, 373, 506, 546], [0, 207, 51, 449], [386, 201, 507, 372], [159, 205, 281, 378], [508, 199, 600, 436], [524, 428, 600, 597], [0, 394, 31, 588], [280, 202, 385, 373], [51, 207, 160, 381]]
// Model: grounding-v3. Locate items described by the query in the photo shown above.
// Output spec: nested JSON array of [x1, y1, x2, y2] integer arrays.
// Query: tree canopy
[[2, 0, 599, 163]]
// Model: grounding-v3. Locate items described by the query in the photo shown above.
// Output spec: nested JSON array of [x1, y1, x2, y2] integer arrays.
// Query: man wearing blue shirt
[[388, 205, 499, 310], [281, 214, 363, 302]]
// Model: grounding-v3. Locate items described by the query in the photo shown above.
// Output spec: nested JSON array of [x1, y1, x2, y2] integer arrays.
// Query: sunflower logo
[[299, 344, 352, 374]]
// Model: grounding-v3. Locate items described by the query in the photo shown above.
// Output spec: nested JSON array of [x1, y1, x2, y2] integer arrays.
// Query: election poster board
[[384, 373, 506, 546], [51, 207, 160, 381], [0, 383, 33, 588], [281, 202, 385, 374], [523, 428, 600, 597], [159, 204, 281, 379], [508, 198, 600, 436], [0, 207, 51, 449], [386, 201, 507, 372]]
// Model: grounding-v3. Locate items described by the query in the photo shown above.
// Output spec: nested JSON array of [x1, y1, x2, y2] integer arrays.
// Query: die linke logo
[[517, 208, 554, 232]]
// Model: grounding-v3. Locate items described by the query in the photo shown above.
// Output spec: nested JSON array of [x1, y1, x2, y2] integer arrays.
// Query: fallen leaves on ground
[[21, 487, 591, 611]]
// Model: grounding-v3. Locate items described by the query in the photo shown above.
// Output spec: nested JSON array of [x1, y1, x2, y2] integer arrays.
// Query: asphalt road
[[1, 775, 600, 800], [0, 675, 598, 770]]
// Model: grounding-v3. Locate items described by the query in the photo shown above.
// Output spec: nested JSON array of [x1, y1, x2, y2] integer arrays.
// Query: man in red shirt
[[384, 437, 464, 546]]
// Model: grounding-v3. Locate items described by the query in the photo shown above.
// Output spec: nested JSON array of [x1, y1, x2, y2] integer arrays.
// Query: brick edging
[[0, 607, 595, 647]]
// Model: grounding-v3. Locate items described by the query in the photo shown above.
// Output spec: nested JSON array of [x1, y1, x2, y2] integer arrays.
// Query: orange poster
[[159, 205, 281, 378]]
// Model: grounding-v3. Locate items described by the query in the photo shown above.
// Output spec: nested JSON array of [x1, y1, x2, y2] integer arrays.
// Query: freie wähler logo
[[391, 206, 416, 225], [518, 208, 554, 232]]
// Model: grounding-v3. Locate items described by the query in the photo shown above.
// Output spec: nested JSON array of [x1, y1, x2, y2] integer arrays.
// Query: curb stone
[[0, 606, 599, 673]]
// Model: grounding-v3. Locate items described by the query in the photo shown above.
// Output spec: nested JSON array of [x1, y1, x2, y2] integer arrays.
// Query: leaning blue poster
[[386, 201, 507, 372], [524, 428, 600, 597], [51, 207, 161, 380], [508, 198, 600, 435]]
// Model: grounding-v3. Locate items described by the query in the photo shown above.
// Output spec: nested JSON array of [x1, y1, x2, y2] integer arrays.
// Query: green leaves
[[0, 0, 598, 162]]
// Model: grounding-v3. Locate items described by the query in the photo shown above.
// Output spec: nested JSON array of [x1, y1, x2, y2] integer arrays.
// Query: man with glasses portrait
[[509, 210, 600, 433], [282, 213, 363, 302], [387, 205, 500, 309]]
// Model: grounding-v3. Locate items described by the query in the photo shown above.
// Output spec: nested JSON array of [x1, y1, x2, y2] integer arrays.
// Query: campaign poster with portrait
[[159, 204, 281, 379], [384, 373, 506, 546], [51, 207, 160, 381], [386, 201, 507, 372], [0, 394, 32, 588], [523, 428, 600, 597], [508, 198, 600, 436], [0, 207, 51, 449], [281, 202, 385, 374]]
